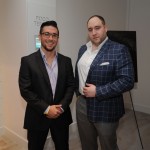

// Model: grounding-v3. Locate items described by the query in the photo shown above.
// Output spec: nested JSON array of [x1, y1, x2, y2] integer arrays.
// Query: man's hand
[[83, 83, 96, 97], [46, 105, 63, 119]]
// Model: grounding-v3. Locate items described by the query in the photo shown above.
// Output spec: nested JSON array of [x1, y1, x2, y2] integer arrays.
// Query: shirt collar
[[86, 36, 108, 51], [40, 48, 58, 60]]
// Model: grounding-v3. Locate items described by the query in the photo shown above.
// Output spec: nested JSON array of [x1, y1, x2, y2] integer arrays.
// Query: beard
[[41, 43, 56, 52], [91, 35, 106, 47]]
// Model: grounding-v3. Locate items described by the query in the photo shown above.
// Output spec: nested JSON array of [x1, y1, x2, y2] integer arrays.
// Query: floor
[[0, 135, 26, 150], [0, 109, 150, 150]]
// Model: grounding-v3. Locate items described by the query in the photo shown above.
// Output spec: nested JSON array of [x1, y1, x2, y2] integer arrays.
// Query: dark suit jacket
[[19, 50, 75, 130], [75, 39, 134, 122]]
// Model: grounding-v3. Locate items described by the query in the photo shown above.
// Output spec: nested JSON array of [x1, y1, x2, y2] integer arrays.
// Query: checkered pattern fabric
[[75, 39, 134, 122]]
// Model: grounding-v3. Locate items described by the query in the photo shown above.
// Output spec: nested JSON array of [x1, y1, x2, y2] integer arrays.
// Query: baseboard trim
[[0, 126, 4, 135], [134, 104, 150, 114], [2, 126, 28, 148], [125, 102, 150, 114]]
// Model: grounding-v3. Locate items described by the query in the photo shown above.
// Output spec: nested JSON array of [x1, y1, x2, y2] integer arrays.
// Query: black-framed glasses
[[41, 32, 59, 39]]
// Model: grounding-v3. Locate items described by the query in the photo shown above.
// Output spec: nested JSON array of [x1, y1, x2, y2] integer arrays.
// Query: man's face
[[87, 17, 107, 47], [39, 26, 59, 52]]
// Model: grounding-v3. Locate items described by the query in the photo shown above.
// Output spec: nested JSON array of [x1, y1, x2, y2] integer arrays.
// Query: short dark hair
[[87, 15, 106, 25], [39, 21, 59, 35]]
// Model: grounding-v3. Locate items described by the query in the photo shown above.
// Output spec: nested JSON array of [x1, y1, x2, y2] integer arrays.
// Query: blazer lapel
[[53, 54, 63, 100], [87, 40, 111, 77], [36, 50, 52, 90]]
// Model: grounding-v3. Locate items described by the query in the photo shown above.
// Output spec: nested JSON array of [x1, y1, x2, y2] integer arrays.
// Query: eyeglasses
[[41, 32, 59, 39]]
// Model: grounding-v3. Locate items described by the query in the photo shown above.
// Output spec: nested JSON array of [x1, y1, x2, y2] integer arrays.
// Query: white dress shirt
[[77, 37, 108, 95]]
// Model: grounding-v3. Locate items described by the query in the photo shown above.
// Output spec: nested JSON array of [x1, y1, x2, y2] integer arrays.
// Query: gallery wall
[[127, 0, 150, 113], [0, 0, 4, 129], [0, 0, 149, 144], [0, 0, 28, 140]]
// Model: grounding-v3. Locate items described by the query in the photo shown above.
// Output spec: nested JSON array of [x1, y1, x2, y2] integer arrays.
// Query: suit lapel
[[36, 50, 52, 90], [88, 40, 111, 76], [53, 54, 63, 100]]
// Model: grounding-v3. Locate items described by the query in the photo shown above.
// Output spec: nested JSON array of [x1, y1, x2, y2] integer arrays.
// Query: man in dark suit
[[75, 15, 134, 150], [19, 21, 75, 150]]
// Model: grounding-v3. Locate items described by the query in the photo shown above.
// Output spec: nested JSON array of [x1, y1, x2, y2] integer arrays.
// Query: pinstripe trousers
[[76, 96, 119, 150]]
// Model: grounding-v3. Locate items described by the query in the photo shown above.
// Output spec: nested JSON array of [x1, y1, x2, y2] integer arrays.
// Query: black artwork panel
[[107, 31, 138, 82]]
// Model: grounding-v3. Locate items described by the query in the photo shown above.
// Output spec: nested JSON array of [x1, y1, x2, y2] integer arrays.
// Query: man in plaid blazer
[[75, 15, 134, 150]]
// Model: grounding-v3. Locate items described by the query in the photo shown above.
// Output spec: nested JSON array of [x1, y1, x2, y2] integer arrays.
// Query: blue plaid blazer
[[75, 39, 134, 122]]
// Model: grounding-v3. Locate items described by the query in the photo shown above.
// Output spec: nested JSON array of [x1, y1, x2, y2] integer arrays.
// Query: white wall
[[0, 0, 4, 129], [0, 0, 150, 145], [0, 0, 28, 139], [127, 0, 150, 113]]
